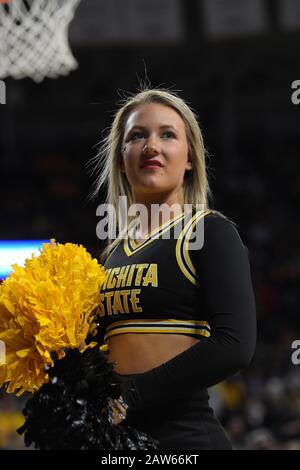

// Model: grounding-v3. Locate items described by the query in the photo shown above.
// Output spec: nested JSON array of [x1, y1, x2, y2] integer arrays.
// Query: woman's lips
[[141, 164, 162, 170], [141, 160, 163, 169]]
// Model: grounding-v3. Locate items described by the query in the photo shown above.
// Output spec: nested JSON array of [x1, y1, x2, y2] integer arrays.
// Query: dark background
[[0, 0, 300, 449]]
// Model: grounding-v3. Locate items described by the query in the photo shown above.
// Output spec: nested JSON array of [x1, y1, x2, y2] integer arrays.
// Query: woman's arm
[[119, 215, 257, 411]]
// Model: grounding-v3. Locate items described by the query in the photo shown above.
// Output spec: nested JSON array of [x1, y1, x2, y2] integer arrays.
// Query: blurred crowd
[[211, 141, 300, 449]]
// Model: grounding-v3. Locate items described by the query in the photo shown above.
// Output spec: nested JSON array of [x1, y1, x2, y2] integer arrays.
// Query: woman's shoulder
[[191, 208, 240, 233], [190, 208, 248, 255], [203, 209, 238, 226]]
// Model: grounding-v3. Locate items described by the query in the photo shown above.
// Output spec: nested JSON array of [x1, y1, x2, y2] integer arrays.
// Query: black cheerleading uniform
[[98, 209, 257, 450]]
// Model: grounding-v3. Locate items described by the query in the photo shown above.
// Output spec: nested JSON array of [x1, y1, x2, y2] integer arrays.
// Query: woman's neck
[[131, 194, 184, 240]]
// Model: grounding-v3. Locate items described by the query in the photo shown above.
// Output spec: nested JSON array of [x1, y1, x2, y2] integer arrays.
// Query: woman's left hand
[[107, 396, 128, 426]]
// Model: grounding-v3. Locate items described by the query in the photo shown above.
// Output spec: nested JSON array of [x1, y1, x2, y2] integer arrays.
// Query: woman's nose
[[142, 138, 159, 156]]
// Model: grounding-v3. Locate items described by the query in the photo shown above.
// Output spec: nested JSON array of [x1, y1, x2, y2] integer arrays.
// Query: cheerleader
[[94, 88, 257, 450]]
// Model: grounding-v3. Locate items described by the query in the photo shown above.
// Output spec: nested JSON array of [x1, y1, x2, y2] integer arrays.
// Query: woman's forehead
[[124, 102, 185, 131]]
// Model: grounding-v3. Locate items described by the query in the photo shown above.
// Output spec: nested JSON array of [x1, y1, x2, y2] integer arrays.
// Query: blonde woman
[[94, 88, 256, 450]]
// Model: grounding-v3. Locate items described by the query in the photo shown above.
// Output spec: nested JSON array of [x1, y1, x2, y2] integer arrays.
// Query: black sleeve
[[120, 215, 257, 411]]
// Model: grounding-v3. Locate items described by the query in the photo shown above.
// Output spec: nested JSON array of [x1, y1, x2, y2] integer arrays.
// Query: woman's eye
[[162, 131, 175, 139], [131, 131, 144, 141]]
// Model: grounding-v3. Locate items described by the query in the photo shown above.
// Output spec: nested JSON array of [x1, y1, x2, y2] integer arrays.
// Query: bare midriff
[[106, 322, 201, 375]]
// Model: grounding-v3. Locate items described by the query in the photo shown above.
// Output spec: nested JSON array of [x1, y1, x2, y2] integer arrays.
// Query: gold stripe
[[175, 211, 202, 286], [125, 211, 186, 255], [130, 211, 186, 249], [175, 210, 212, 286], [124, 211, 187, 257], [105, 318, 210, 332], [104, 327, 211, 340], [184, 209, 212, 282], [106, 327, 210, 336]]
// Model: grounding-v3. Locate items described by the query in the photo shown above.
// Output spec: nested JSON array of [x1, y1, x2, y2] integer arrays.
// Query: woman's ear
[[185, 155, 192, 171], [186, 161, 192, 171], [185, 151, 192, 171]]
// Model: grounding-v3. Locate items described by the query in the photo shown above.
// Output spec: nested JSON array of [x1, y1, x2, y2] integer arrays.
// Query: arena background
[[0, 0, 300, 450]]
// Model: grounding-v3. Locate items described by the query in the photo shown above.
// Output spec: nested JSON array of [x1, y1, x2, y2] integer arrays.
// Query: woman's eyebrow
[[159, 125, 178, 131], [127, 124, 178, 132]]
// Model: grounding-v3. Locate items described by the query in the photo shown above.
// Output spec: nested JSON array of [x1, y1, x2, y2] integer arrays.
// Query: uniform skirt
[[123, 373, 233, 450]]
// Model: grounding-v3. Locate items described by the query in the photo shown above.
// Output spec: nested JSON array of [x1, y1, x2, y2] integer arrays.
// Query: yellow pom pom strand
[[0, 240, 107, 395]]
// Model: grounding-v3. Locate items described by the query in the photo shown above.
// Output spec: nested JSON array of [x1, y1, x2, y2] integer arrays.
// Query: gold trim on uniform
[[104, 318, 211, 342], [175, 209, 212, 286], [124, 212, 186, 257]]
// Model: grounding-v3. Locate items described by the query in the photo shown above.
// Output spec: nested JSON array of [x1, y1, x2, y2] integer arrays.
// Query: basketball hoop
[[0, 0, 81, 82]]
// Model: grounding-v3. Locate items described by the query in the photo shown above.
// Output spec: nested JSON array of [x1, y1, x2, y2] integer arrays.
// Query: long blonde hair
[[90, 88, 227, 262]]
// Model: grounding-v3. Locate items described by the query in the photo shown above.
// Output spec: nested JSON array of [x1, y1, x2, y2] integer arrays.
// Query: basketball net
[[0, 0, 81, 82]]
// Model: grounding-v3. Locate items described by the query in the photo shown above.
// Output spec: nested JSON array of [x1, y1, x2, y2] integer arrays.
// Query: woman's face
[[121, 102, 192, 203]]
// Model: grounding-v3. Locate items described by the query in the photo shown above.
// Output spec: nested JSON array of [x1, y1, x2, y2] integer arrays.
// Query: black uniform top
[[98, 209, 257, 411], [99, 209, 214, 341]]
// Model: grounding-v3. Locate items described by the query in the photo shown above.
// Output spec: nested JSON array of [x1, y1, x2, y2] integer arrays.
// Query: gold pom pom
[[0, 239, 107, 396]]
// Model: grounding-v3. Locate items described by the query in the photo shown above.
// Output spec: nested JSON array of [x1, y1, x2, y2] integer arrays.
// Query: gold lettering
[[98, 294, 106, 317], [130, 289, 142, 313], [102, 268, 112, 290], [116, 265, 130, 288], [104, 291, 114, 315], [107, 267, 120, 289], [112, 291, 125, 315], [120, 290, 131, 313], [135, 264, 149, 286], [143, 264, 158, 287], [126, 264, 136, 286]]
